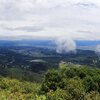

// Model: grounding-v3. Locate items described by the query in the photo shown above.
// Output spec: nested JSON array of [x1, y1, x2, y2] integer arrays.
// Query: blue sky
[[0, 0, 100, 41]]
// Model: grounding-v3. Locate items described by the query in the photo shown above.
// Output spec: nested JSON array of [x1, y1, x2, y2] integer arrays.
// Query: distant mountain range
[[0, 40, 100, 50], [0, 40, 54, 47], [76, 40, 100, 46]]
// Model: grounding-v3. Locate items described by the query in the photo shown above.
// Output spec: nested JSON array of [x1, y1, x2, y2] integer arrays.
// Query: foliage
[[0, 77, 46, 100], [0, 64, 100, 100], [41, 64, 100, 100]]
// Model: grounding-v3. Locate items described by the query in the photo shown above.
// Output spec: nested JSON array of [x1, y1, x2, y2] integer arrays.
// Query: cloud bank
[[0, 0, 100, 41]]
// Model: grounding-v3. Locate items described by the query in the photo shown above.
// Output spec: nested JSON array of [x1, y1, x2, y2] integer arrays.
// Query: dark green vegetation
[[0, 46, 100, 99], [0, 46, 100, 82], [41, 64, 100, 100], [0, 64, 100, 100]]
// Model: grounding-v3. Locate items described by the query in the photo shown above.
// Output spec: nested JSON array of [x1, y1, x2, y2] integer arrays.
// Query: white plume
[[95, 45, 100, 56], [55, 36, 76, 53]]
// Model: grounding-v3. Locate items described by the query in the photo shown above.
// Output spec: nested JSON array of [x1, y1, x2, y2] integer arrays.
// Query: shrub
[[83, 76, 98, 92]]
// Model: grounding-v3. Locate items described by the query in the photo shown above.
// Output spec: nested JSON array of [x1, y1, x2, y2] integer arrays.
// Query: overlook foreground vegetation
[[0, 64, 100, 100]]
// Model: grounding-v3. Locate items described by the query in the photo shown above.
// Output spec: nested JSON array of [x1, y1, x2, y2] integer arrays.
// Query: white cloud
[[95, 45, 100, 57], [56, 36, 76, 53], [0, 0, 100, 40]]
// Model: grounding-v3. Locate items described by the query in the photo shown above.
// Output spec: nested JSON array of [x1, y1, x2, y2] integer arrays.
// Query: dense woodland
[[0, 64, 100, 100], [0, 46, 99, 82], [0, 46, 100, 99]]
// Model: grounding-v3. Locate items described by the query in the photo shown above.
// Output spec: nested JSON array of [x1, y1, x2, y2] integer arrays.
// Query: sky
[[0, 0, 100, 41]]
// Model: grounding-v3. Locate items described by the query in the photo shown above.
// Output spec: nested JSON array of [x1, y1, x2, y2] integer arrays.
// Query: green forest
[[0, 63, 100, 100], [0, 0, 100, 99]]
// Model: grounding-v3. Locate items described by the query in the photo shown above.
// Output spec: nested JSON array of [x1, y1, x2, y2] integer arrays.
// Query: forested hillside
[[0, 46, 100, 83], [0, 0, 100, 99], [0, 64, 100, 100], [0, 46, 100, 100]]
